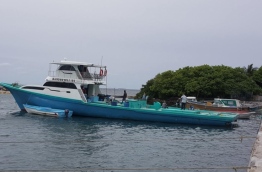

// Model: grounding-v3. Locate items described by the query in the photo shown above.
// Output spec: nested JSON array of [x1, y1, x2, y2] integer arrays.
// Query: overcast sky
[[0, 0, 261, 89]]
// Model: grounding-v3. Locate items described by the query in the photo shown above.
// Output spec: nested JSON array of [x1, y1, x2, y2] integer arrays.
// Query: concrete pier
[[248, 114, 262, 172]]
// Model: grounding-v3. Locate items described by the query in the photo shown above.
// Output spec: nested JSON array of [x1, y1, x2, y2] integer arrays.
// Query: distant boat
[[23, 104, 73, 117], [186, 98, 258, 119], [0, 60, 238, 127]]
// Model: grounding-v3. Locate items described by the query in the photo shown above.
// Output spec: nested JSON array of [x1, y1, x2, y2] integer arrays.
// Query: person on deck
[[142, 93, 146, 100], [81, 86, 87, 98], [122, 90, 127, 103], [162, 101, 167, 108], [81, 86, 86, 94], [176, 98, 180, 107], [181, 94, 187, 110]]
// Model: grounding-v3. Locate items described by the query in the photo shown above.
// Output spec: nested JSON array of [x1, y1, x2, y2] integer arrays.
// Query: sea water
[[0, 94, 261, 172]]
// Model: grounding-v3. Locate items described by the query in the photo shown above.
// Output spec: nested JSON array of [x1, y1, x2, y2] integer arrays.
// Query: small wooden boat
[[23, 104, 73, 117], [186, 98, 258, 119]]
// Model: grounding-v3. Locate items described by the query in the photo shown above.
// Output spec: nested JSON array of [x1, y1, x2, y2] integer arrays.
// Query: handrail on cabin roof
[[50, 60, 107, 68]]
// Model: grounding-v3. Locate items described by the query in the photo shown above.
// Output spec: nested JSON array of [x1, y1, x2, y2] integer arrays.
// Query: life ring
[[104, 69, 107, 76], [99, 69, 103, 76]]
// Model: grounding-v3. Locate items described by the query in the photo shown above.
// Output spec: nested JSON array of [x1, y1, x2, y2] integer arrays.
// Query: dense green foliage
[[253, 66, 262, 86], [136, 64, 262, 100]]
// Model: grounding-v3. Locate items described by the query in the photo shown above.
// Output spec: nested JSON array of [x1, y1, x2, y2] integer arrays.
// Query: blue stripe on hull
[[3, 84, 236, 126]]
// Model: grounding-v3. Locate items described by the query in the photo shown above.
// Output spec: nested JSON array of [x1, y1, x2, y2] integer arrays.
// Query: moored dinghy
[[23, 104, 73, 117]]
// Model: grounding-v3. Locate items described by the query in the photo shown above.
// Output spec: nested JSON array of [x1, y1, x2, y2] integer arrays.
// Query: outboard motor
[[64, 109, 69, 117]]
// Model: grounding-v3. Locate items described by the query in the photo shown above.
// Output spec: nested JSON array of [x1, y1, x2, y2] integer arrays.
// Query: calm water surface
[[0, 94, 261, 172]]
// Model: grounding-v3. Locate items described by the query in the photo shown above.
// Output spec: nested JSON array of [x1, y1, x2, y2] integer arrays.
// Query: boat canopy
[[50, 60, 106, 68]]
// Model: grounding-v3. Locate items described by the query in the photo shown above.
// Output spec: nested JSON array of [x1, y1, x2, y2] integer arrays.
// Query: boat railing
[[48, 71, 56, 77], [80, 72, 106, 81], [52, 71, 78, 79], [48, 70, 106, 82]]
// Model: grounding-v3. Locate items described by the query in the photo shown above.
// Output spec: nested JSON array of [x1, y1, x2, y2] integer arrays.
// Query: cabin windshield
[[213, 99, 224, 106], [221, 100, 236, 107], [59, 65, 75, 71]]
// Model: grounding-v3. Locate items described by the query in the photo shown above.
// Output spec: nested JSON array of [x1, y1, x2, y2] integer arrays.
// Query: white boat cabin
[[47, 60, 107, 84], [19, 60, 108, 103], [45, 60, 107, 99]]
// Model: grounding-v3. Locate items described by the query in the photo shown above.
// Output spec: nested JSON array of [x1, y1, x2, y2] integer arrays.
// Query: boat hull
[[2, 83, 238, 127], [234, 112, 254, 119]]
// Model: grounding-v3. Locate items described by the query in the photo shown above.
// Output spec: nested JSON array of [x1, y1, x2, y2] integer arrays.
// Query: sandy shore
[[0, 91, 10, 94]]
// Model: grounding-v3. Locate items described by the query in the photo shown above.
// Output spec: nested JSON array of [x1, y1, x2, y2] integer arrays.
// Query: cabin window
[[59, 65, 75, 71], [78, 65, 88, 72], [78, 65, 83, 72], [213, 100, 223, 105], [22, 86, 45, 90], [222, 100, 236, 106], [43, 82, 77, 89]]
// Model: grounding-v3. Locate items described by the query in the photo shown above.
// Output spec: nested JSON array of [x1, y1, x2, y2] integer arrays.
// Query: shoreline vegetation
[[135, 64, 262, 103]]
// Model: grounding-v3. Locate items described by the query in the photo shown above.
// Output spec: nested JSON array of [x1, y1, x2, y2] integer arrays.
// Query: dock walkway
[[248, 110, 262, 172]]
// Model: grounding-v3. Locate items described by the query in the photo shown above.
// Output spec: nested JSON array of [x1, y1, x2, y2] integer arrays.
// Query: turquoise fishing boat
[[0, 59, 238, 127]]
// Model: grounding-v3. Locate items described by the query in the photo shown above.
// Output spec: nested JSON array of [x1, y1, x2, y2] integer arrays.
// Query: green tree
[[243, 64, 258, 77], [135, 79, 155, 99], [137, 64, 262, 100], [253, 66, 262, 94], [149, 70, 176, 99]]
